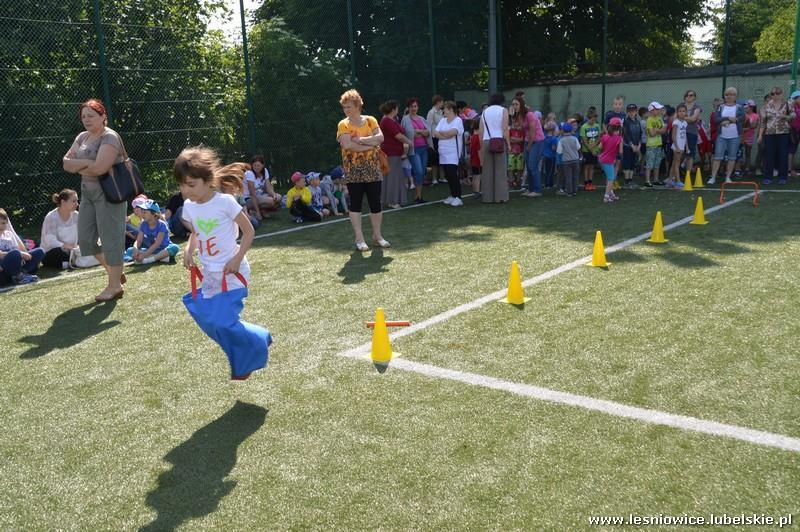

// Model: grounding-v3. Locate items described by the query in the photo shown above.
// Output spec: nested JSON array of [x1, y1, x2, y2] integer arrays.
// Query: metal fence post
[[601, 0, 608, 119], [239, 0, 256, 155], [721, 0, 731, 96], [346, 0, 357, 82], [427, 0, 436, 96], [792, 0, 800, 91], [488, 0, 498, 94], [92, 0, 113, 126]]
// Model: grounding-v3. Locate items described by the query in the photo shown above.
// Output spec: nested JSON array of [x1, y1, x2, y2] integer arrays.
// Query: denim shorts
[[714, 136, 740, 161]]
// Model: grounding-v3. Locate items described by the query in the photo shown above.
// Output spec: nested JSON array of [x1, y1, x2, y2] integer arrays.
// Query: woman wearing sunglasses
[[758, 86, 795, 184]]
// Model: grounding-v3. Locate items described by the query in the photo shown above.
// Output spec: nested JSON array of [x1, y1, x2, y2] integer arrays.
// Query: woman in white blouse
[[40, 189, 79, 269]]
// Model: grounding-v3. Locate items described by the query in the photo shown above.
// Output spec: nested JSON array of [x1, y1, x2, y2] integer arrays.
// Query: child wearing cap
[[622, 103, 642, 188], [286, 172, 322, 223], [557, 123, 582, 196], [579, 109, 601, 191], [599, 118, 623, 202], [542, 121, 559, 189], [126, 200, 180, 264], [742, 100, 759, 176], [667, 103, 689, 188], [307, 173, 332, 216], [645, 102, 666, 187], [330, 170, 350, 215], [126, 194, 148, 248]]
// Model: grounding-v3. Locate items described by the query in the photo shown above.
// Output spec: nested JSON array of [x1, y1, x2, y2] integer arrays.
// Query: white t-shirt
[[0, 229, 18, 252], [182, 192, 244, 272], [243, 169, 269, 200], [435, 116, 465, 165], [482, 105, 505, 141], [672, 119, 688, 152], [720, 105, 739, 139]]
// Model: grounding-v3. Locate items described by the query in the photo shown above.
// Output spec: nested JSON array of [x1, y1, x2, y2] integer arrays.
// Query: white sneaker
[[724, 177, 732, 183], [409, 183, 416, 190], [450, 197, 464, 207], [443, 196, 454, 205], [707, 176, 716, 185]]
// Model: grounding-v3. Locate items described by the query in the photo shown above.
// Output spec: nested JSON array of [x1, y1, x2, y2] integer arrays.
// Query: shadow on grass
[[140, 401, 267, 532], [18, 300, 120, 359], [337, 248, 393, 285]]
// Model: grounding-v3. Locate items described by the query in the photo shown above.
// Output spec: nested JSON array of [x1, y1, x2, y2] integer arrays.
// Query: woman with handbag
[[477, 93, 511, 203], [336, 89, 390, 251], [379, 100, 415, 209], [758, 86, 796, 185], [62, 99, 128, 301]]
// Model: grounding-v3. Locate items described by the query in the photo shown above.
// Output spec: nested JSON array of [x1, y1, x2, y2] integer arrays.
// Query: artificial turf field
[[2, 185, 799, 530]]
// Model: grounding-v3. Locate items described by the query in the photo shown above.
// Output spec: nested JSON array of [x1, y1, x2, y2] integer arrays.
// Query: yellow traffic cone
[[694, 167, 704, 188], [586, 231, 610, 268], [690, 196, 709, 225], [500, 260, 530, 305], [683, 170, 694, 191], [370, 308, 397, 364], [646, 211, 669, 243]]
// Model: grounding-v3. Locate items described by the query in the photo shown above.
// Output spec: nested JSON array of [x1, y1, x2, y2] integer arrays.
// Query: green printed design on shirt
[[196, 217, 220, 236]]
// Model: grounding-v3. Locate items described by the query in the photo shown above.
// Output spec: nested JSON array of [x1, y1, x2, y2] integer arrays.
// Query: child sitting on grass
[[126, 200, 180, 264], [330, 168, 350, 215], [126, 194, 148, 248], [286, 172, 322, 223], [306, 172, 331, 218]]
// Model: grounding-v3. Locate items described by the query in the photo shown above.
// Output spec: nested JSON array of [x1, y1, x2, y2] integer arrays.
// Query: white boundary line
[[389, 358, 800, 453], [339, 191, 800, 453]]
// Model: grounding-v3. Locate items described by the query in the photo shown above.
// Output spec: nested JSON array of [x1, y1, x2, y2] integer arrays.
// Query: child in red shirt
[[469, 120, 482, 199]]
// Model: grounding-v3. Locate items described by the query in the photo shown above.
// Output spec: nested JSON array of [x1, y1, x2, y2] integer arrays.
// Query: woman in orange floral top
[[337, 89, 390, 251]]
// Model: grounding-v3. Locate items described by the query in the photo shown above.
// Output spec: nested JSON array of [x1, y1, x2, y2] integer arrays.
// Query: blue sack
[[183, 268, 271, 379]]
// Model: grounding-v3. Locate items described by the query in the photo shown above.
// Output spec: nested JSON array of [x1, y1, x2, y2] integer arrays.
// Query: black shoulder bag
[[100, 132, 145, 204]]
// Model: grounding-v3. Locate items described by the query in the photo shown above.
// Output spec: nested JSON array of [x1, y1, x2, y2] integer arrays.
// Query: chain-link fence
[[2, 0, 794, 232], [1, 0, 246, 230]]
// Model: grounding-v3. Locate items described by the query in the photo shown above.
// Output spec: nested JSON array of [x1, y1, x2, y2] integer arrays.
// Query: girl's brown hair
[[173, 146, 246, 189], [218, 162, 249, 194], [52, 188, 77, 205], [0, 208, 7, 221]]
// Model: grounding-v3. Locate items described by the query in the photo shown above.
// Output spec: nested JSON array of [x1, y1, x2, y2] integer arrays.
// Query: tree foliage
[[1, 0, 244, 228], [703, 0, 793, 64], [754, 2, 796, 61]]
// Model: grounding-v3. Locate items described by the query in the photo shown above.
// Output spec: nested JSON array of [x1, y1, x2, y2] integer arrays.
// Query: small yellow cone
[[586, 231, 610, 268], [500, 260, 530, 305], [370, 308, 396, 364], [683, 171, 694, 191], [694, 167, 704, 188], [646, 211, 669, 243], [690, 196, 709, 225]]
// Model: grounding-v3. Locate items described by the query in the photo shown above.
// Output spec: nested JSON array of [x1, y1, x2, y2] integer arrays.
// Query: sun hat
[[142, 200, 160, 214], [561, 122, 574, 133], [626, 103, 638, 111], [330, 166, 344, 180], [790, 90, 800, 100], [131, 194, 149, 209], [291, 172, 305, 183], [648, 101, 664, 111], [609, 117, 622, 126]]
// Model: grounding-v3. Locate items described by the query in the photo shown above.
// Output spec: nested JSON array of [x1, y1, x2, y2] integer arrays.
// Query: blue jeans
[[167, 207, 188, 239], [410, 145, 429, 185], [0, 248, 45, 285], [542, 157, 555, 188], [526, 141, 544, 192]]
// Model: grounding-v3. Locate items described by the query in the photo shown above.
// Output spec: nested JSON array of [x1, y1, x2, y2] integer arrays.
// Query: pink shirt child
[[599, 133, 622, 165]]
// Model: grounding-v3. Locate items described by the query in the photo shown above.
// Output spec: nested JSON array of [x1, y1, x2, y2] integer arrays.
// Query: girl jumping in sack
[[175, 146, 271, 380]]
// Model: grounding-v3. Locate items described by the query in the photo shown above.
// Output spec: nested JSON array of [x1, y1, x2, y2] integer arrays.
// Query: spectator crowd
[[2, 85, 798, 287]]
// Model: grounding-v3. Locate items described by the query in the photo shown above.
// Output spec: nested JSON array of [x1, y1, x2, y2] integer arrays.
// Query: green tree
[[0, 0, 244, 228], [754, 2, 796, 61], [703, 0, 793, 64]]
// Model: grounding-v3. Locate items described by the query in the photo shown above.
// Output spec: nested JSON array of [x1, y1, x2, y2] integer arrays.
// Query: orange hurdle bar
[[366, 321, 412, 328], [720, 181, 759, 206]]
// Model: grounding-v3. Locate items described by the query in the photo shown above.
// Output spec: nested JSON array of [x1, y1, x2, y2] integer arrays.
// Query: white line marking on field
[[341, 191, 756, 358], [389, 358, 800, 453], [337, 191, 800, 453]]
